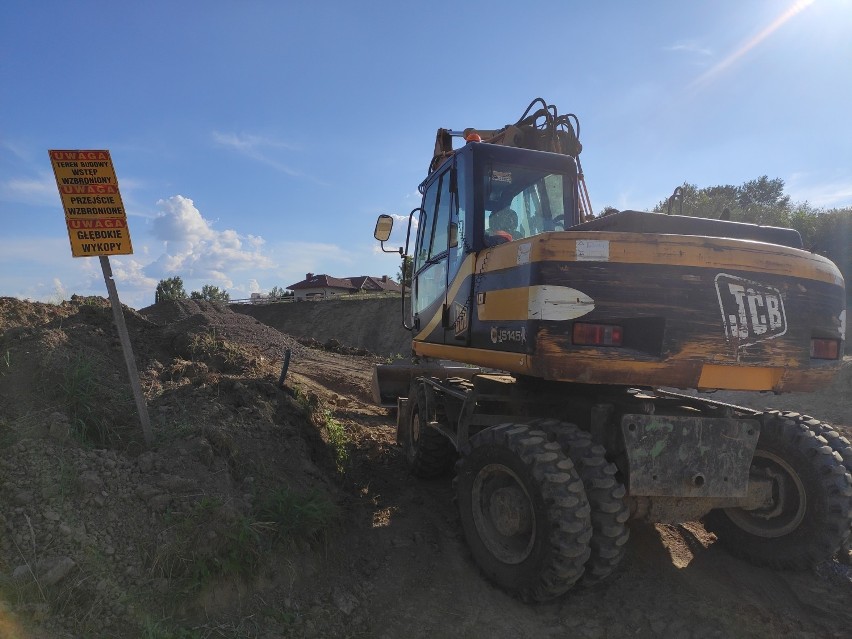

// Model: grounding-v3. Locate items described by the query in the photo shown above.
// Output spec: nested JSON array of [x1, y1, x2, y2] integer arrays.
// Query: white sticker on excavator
[[715, 273, 787, 347], [528, 286, 595, 321], [840, 309, 847, 340], [576, 239, 609, 261], [517, 242, 531, 265]]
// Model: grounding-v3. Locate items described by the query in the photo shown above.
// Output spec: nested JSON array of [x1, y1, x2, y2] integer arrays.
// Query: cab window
[[483, 163, 574, 246]]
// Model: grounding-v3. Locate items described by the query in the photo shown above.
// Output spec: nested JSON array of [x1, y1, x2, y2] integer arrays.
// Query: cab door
[[443, 157, 473, 346], [411, 166, 451, 345], [411, 158, 474, 347]]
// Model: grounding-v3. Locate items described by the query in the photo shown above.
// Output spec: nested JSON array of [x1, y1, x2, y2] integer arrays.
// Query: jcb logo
[[715, 274, 787, 347]]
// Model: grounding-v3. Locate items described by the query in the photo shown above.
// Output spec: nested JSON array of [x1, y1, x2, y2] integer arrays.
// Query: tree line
[[633, 175, 850, 287], [153, 277, 294, 303]]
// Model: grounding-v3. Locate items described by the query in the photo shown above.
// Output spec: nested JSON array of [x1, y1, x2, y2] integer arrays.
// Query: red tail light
[[810, 338, 840, 360], [573, 323, 623, 346]]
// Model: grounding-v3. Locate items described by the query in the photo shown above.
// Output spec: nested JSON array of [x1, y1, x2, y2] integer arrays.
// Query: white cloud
[[0, 174, 57, 206], [665, 41, 713, 57], [110, 256, 159, 292], [151, 195, 214, 244], [786, 174, 852, 208], [0, 237, 107, 303], [50, 278, 67, 302], [211, 131, 304, 177], [211, 132, 297, 153], [145, 195, 274, 285]]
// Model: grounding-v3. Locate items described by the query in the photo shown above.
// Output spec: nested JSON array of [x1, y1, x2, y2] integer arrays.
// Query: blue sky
[[2, 0, 850, 309]]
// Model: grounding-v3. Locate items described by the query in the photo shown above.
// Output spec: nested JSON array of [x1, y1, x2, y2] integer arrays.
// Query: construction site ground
[[0, 296, 849, 639]]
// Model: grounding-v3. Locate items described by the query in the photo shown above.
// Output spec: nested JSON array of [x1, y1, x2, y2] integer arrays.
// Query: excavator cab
[[409, 141, 582, 333]]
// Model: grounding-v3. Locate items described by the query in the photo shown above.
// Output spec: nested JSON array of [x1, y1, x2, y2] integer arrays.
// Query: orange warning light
[[465, 132, 482, 142]]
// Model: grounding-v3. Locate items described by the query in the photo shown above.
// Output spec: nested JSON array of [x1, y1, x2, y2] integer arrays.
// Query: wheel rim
[[471, 463, 536, 564], [725, 449, 807, 538], [406, 407, 420, 457]]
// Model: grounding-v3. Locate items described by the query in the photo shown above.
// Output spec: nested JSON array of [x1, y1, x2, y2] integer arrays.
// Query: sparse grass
[[154, 402, 199, 443], [54, 350, 136, 449], [292, 384, 319, 411], [188, 329, 247, 371], [1, 349, 10, 374], [0, 544, 114, 638], [53, 451, 80, 503], [140, 616, 203, 639], [59, 353, 108, 446], [322, 409, 349, 473], [151, 497, 263, 595], [290, 387, 349, 474], [0, 570, 44, 608], [256, 487, 340, 545], [152, 487, 340, 600]]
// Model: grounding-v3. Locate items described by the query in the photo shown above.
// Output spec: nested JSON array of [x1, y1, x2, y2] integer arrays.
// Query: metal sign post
[[49, 149, 152, 446], [99, 255, 153, 445]]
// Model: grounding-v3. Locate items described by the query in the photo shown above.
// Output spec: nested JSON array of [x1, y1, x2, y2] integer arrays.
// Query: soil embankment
[[232, 298, 412, 357], [0, 296, 850, 638]]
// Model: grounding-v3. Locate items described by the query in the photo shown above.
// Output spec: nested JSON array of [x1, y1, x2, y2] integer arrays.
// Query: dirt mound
[[233, 298, 413, 357], [139, 299, 235, 324], [0, 297, 363, 637], [0, 296, 850, 638]]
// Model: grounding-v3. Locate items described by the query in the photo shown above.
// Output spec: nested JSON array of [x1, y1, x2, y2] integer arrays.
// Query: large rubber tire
[[704, 411, 852, 569], [789, 412, 852, 563], [403, 382, 456, 478], [456, 423, 592, 601], [796, 413, 852, 475], [530, 418, 630, 586]]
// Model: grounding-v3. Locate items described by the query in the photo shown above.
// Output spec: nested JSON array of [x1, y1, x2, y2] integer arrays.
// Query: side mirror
[[375, 214, 403, 255], [374, 214, 394, 242]]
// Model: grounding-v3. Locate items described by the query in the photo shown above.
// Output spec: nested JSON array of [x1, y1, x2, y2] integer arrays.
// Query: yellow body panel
[[411, 231, 845, 393]]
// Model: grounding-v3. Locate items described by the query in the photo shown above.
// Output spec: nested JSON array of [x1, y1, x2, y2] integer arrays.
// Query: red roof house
[[287, 273, 400, 301]]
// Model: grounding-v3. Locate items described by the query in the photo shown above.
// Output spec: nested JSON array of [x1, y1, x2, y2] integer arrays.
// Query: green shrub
[[256, 487, 339, 545], [322, 410, 349, 472]]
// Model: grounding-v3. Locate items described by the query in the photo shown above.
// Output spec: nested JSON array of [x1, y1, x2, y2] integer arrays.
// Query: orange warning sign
[[49, 149, 134, 257]]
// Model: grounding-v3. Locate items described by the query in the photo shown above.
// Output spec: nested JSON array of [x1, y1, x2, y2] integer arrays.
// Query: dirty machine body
[[373, 99, 851, 601]]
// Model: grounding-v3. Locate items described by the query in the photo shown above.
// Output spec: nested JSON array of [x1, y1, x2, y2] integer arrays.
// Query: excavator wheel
[[784, 412, 852, 564], [529, 418, 630, 586], [704, 411, 852, 569], [403, 381, 456, 478], [455, 423, 592, 601], [793, 413, 852, 474]]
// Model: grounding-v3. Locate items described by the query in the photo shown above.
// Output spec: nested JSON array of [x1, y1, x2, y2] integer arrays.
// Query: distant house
[[287, 273, 401, 301]]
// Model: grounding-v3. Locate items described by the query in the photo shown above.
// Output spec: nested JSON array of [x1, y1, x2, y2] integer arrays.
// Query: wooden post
[[99, 255, 153, 446]]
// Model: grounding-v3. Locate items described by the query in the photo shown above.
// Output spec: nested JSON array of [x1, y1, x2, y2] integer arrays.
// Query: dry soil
[[0, 296, 849, 639]]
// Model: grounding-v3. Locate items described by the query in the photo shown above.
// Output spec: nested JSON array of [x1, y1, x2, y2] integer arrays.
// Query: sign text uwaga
[[49, 150, 133, 257]]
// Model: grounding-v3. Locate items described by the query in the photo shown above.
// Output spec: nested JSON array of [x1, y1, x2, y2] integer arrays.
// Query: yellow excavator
[[373, 98, 851, 601]]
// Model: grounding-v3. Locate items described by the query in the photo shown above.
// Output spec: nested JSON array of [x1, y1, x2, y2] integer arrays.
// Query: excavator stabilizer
[[371, 361, 480, 406]]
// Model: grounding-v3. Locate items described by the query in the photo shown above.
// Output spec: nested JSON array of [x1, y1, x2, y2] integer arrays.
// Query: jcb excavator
[[372, 98, 851, 601]]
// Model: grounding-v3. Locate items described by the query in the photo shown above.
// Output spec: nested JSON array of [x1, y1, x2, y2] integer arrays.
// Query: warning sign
[[49, 149, 134, 257]]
